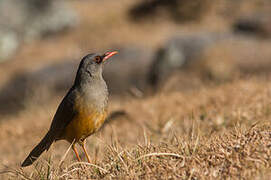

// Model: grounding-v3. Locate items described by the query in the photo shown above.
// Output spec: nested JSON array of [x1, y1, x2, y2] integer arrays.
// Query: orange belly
[[63, 107, 107, 143]]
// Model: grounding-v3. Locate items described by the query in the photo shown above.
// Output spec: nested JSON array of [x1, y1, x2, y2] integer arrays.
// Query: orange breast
[[63, 97, 107, 143]]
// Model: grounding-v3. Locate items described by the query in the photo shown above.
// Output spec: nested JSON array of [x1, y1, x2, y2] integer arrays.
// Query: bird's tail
[[21, 131, 54, 167]]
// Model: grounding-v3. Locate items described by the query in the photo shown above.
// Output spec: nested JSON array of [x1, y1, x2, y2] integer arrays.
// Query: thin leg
[[72, 143, 81, 162], [81, 140, 91, 163]]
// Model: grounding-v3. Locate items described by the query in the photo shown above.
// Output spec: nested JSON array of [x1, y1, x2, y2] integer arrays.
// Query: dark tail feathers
[[21, 132, 54, 167]]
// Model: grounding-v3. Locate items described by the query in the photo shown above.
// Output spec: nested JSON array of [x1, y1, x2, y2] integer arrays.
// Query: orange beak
[[103, 51, 118, 61]]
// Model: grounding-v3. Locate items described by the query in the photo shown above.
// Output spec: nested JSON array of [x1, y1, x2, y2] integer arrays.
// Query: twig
[[67, 162, 108, 173], [58, 139, 75, 167], [135, 152, 182, 161]]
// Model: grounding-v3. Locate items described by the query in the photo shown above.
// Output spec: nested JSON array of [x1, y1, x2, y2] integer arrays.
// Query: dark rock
[[0, 62, 76, 116], [129, 0, 211, 23], [157, 35, 271, 92], [148, 32, 230, 87], [233, 13, 271, 38], [103, 47, 154, 94], [0, 47, 154, 116]]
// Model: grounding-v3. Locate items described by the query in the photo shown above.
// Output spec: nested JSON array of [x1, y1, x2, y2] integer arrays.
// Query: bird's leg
[[72, 143, 81, 162], [81, 139, 91, 163]]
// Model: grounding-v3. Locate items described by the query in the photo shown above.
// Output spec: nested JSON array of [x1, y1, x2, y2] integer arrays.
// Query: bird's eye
[[94, 56, 102, 63]]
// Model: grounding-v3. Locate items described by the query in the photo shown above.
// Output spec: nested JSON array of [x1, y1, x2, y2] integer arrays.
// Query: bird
[[21, 51, 118, 167]]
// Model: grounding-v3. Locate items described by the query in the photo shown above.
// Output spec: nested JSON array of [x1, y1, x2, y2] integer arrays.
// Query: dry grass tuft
[[1, 0, 271, 179], [1, 77, 271, 179]]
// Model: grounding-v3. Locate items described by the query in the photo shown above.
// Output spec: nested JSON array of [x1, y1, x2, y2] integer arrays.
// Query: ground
[[0, 0, 271, 179]]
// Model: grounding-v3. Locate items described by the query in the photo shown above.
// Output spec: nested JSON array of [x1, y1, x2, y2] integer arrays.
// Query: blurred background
[[0, 0, 271, 172]]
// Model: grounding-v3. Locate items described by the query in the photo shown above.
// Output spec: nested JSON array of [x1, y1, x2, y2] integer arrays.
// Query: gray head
[[74, 51, 118, 85]]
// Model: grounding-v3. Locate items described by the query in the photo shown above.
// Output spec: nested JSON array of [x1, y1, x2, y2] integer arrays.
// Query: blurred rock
[[195, 36, 271, 80], [0, 29, 19, 61], [0, 0, 78, 61], [0, 47, 153, 116], [160, 35, 271, 92], [103, 47, 154, 94], [0, 62, 76, 116], [148, 32, 231, 87], [129, 0, 211, 23], [233, 13, 271, 38]]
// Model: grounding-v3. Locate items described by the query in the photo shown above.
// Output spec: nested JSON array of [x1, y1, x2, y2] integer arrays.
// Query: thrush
[[21, 51, 118, 167]]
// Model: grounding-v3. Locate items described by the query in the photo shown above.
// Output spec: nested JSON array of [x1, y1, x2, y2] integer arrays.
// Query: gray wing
[[48, 87, 78, 139]]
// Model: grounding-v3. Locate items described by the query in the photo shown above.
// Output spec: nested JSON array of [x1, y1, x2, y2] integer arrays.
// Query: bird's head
[[75, 51, 118, 82]]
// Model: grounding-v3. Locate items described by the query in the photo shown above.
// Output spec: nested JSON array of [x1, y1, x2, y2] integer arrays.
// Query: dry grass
[[1, 0, 271, 179], [1, 77, 271, 179]]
